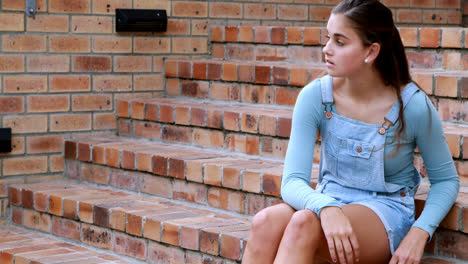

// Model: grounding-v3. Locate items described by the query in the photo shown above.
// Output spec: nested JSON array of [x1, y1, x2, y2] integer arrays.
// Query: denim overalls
[[316, 75, 421, 253]]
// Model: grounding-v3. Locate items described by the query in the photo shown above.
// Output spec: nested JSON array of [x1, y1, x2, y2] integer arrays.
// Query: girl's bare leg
[[274, 204, 391, 264], [242, 203, 295, 264]]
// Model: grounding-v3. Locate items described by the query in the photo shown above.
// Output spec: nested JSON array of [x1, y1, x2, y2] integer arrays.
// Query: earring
[[364, 58, 369, 63]]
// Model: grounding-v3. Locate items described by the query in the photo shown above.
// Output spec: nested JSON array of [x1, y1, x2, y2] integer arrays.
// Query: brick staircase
[[4, 25, 468, 263]]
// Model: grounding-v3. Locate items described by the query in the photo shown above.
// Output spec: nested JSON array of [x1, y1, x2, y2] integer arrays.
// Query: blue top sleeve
[[281, 78, 459, 237], [407, 92, 460, 238], [281, 79, 343, 217]]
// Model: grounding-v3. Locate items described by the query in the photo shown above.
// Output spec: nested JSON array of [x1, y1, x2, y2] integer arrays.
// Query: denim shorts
[[316, 178, 416, 253]]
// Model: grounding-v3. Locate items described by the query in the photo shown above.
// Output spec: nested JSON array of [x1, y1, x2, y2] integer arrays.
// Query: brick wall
[[0, 0, 465, 220]]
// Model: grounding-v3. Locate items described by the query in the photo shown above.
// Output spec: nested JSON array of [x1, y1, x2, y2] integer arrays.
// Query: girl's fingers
[[349, 232, 360, 262], [342, 238, 354, 264], [326, 235, 338, 263], [334, 238, 347, 264]]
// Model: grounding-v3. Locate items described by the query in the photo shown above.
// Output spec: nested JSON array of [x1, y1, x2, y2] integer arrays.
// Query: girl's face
[[323, 14, 370, 77]]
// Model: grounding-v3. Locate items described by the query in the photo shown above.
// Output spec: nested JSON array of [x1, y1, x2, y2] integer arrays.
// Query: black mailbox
[[0, 128, 12, 153], [116, 9, 167, 32]]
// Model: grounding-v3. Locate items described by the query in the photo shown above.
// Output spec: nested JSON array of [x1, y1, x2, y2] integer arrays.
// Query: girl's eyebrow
[[332, 33, 349, 39]]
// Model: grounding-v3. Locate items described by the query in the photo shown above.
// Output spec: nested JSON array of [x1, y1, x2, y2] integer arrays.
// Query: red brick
[[50, 0, 90, 13], [2, 35, 46, 52], [178, 61, 192, 79], [4, 115, 47, 134], [224, 112, 240, 131], [134, 121, 161, 139], [23, 209, 51, 232], [93, 36, 132, 53], [271, 28, 286, 44], [0, 13, 24, 31], [72, 56, 111, 72], [254, 27, 270, 43], [278, 4, 308, 20], [255, 66, 271, 84], [193, 62, 207, 80], [411, 0, 435, 7], [165, 60, 178, 78], [113, 232, 147, 260], [81, 163, 109, 185], [287, 27, 303, 44], [50, 36, 91, 53], [81, 224, 112, 250], [210, 3, 242, 18], [92, 0, 132, 14], [167, 19, 191, 35], [3, 156, 48, 176], [73, 94, 112, 111], [208, 188, 245, 214], [94, 113, 117, 130], [27, 135, 64, 154], [212, 44, 225, 59], [241, 114, 258, 133], [2, 0, 47, 11], [441, 28, 463, 48], [278, 118, 292, 137], [309, 6, 333, 21], [227, 45, 255, 61], [238, 65, 254, 83], [444, 51, 462, 70], [50, 114, 92, 132], [245, 4, 275, 19], [191, 107, 207, 127], [223, 63, 238, 81], [276, 87, 299, 106], [109, 167, 141, 191], [0, 96, 24, 114], [220, 231, 249, 260], [27, 95, 69, 113], [0, 55, 25, 72], [435, 76, 458, 97], [8, 186, 21, 205], [148, 241, 185, 263], [396, 9, 423, 23], [261, 138, 288, 159], [162, 125, 191, 143], [134, 37, 170, 53], [28, 55, 69, 73], [399, 27, 418, 47], [239, 26, 254, 42], [406, 51, 441, 69], [173, 37, 207, 54], [420, 28, 441, 48], [11, 206, 23, 225], [423, 10, 448, 24], [181, 80, 209, 98], [437, 229, 468, 259], [290, 68, 308, 86], [173, 1, 208, 17], [273, 66, 289, 85], [72, 16, 113, 33], [173, 181, 208, 205], [50, 75, 90, 92], [192, 128, 224, 149], [115, 56, 152, 72], [242, 171, 262, 193], [3, 75, 47, 94], [27, 14, 68, 32], [225, 26, 238, 42], [52, 216, 80, 241], [207, 63, 222, 80], [436, 0, 461, 8]]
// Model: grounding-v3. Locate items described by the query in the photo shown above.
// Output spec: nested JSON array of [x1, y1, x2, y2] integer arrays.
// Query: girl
[[242, 0, 460, 263]]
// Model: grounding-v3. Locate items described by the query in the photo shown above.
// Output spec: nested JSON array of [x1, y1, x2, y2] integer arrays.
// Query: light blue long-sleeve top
[[281, 78, 460, 238]]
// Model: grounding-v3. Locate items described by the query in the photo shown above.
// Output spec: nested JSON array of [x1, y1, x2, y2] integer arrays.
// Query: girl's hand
[[320, 207, 360, 264], [389, 227, 429, 264]]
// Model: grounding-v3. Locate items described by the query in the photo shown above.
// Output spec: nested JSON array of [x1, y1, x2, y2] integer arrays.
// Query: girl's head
[[326, 0, 411, 88]]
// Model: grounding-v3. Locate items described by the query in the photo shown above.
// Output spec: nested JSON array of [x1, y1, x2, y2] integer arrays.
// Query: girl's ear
[[365, 43, 381, 63]]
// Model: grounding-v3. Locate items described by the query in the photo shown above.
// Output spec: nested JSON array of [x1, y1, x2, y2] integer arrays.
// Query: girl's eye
[[336, 40, 344, 46]]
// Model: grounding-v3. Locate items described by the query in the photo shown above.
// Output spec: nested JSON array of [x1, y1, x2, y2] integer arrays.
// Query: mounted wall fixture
[[25, 0, 36, 17], [0, 128, 12, 153], [116, 9, 167, 32]]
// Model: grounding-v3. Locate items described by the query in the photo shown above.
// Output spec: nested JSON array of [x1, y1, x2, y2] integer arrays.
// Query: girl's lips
[[326, 59, 335, 67]]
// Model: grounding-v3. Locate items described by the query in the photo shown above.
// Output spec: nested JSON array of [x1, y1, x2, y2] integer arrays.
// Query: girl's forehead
[[326, 14, 356, 37]]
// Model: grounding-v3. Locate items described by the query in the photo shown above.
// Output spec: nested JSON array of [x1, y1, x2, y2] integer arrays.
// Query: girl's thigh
[[315, 204, 391, 264]]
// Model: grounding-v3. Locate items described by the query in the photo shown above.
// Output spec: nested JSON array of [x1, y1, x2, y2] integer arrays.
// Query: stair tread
[[0, 225, 132, 263], [118, 96, 468, 137]]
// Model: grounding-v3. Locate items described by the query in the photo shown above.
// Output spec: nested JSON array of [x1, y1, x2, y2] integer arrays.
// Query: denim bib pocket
[[324, 131, 375, 186]]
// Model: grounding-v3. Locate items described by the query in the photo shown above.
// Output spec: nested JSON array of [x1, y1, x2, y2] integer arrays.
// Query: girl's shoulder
[[404, 84, 436, 122]]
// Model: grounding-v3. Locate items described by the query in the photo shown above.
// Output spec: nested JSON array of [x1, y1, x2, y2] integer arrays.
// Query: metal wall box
[[116, 9, 167, 32], [0, 128, 12, 153]]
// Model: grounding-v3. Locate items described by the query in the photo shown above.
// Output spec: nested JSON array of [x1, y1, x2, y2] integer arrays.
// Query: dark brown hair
[[332, 0, 413, 148]]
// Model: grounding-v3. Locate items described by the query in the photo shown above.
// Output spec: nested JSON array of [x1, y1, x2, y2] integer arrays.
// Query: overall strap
[[320, 75, 334, 104], [320, 75, 334, 118]]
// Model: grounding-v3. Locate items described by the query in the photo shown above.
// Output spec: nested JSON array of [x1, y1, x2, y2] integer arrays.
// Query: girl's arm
[[281, 79, 342, 217]]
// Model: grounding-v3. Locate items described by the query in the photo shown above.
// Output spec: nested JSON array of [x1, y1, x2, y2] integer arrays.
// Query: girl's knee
[[251, 204, 293, 233], [288, 210, 321, 234]]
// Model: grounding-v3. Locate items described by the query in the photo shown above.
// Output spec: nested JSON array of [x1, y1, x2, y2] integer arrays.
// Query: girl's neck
[[336, 69, 391, 104]]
